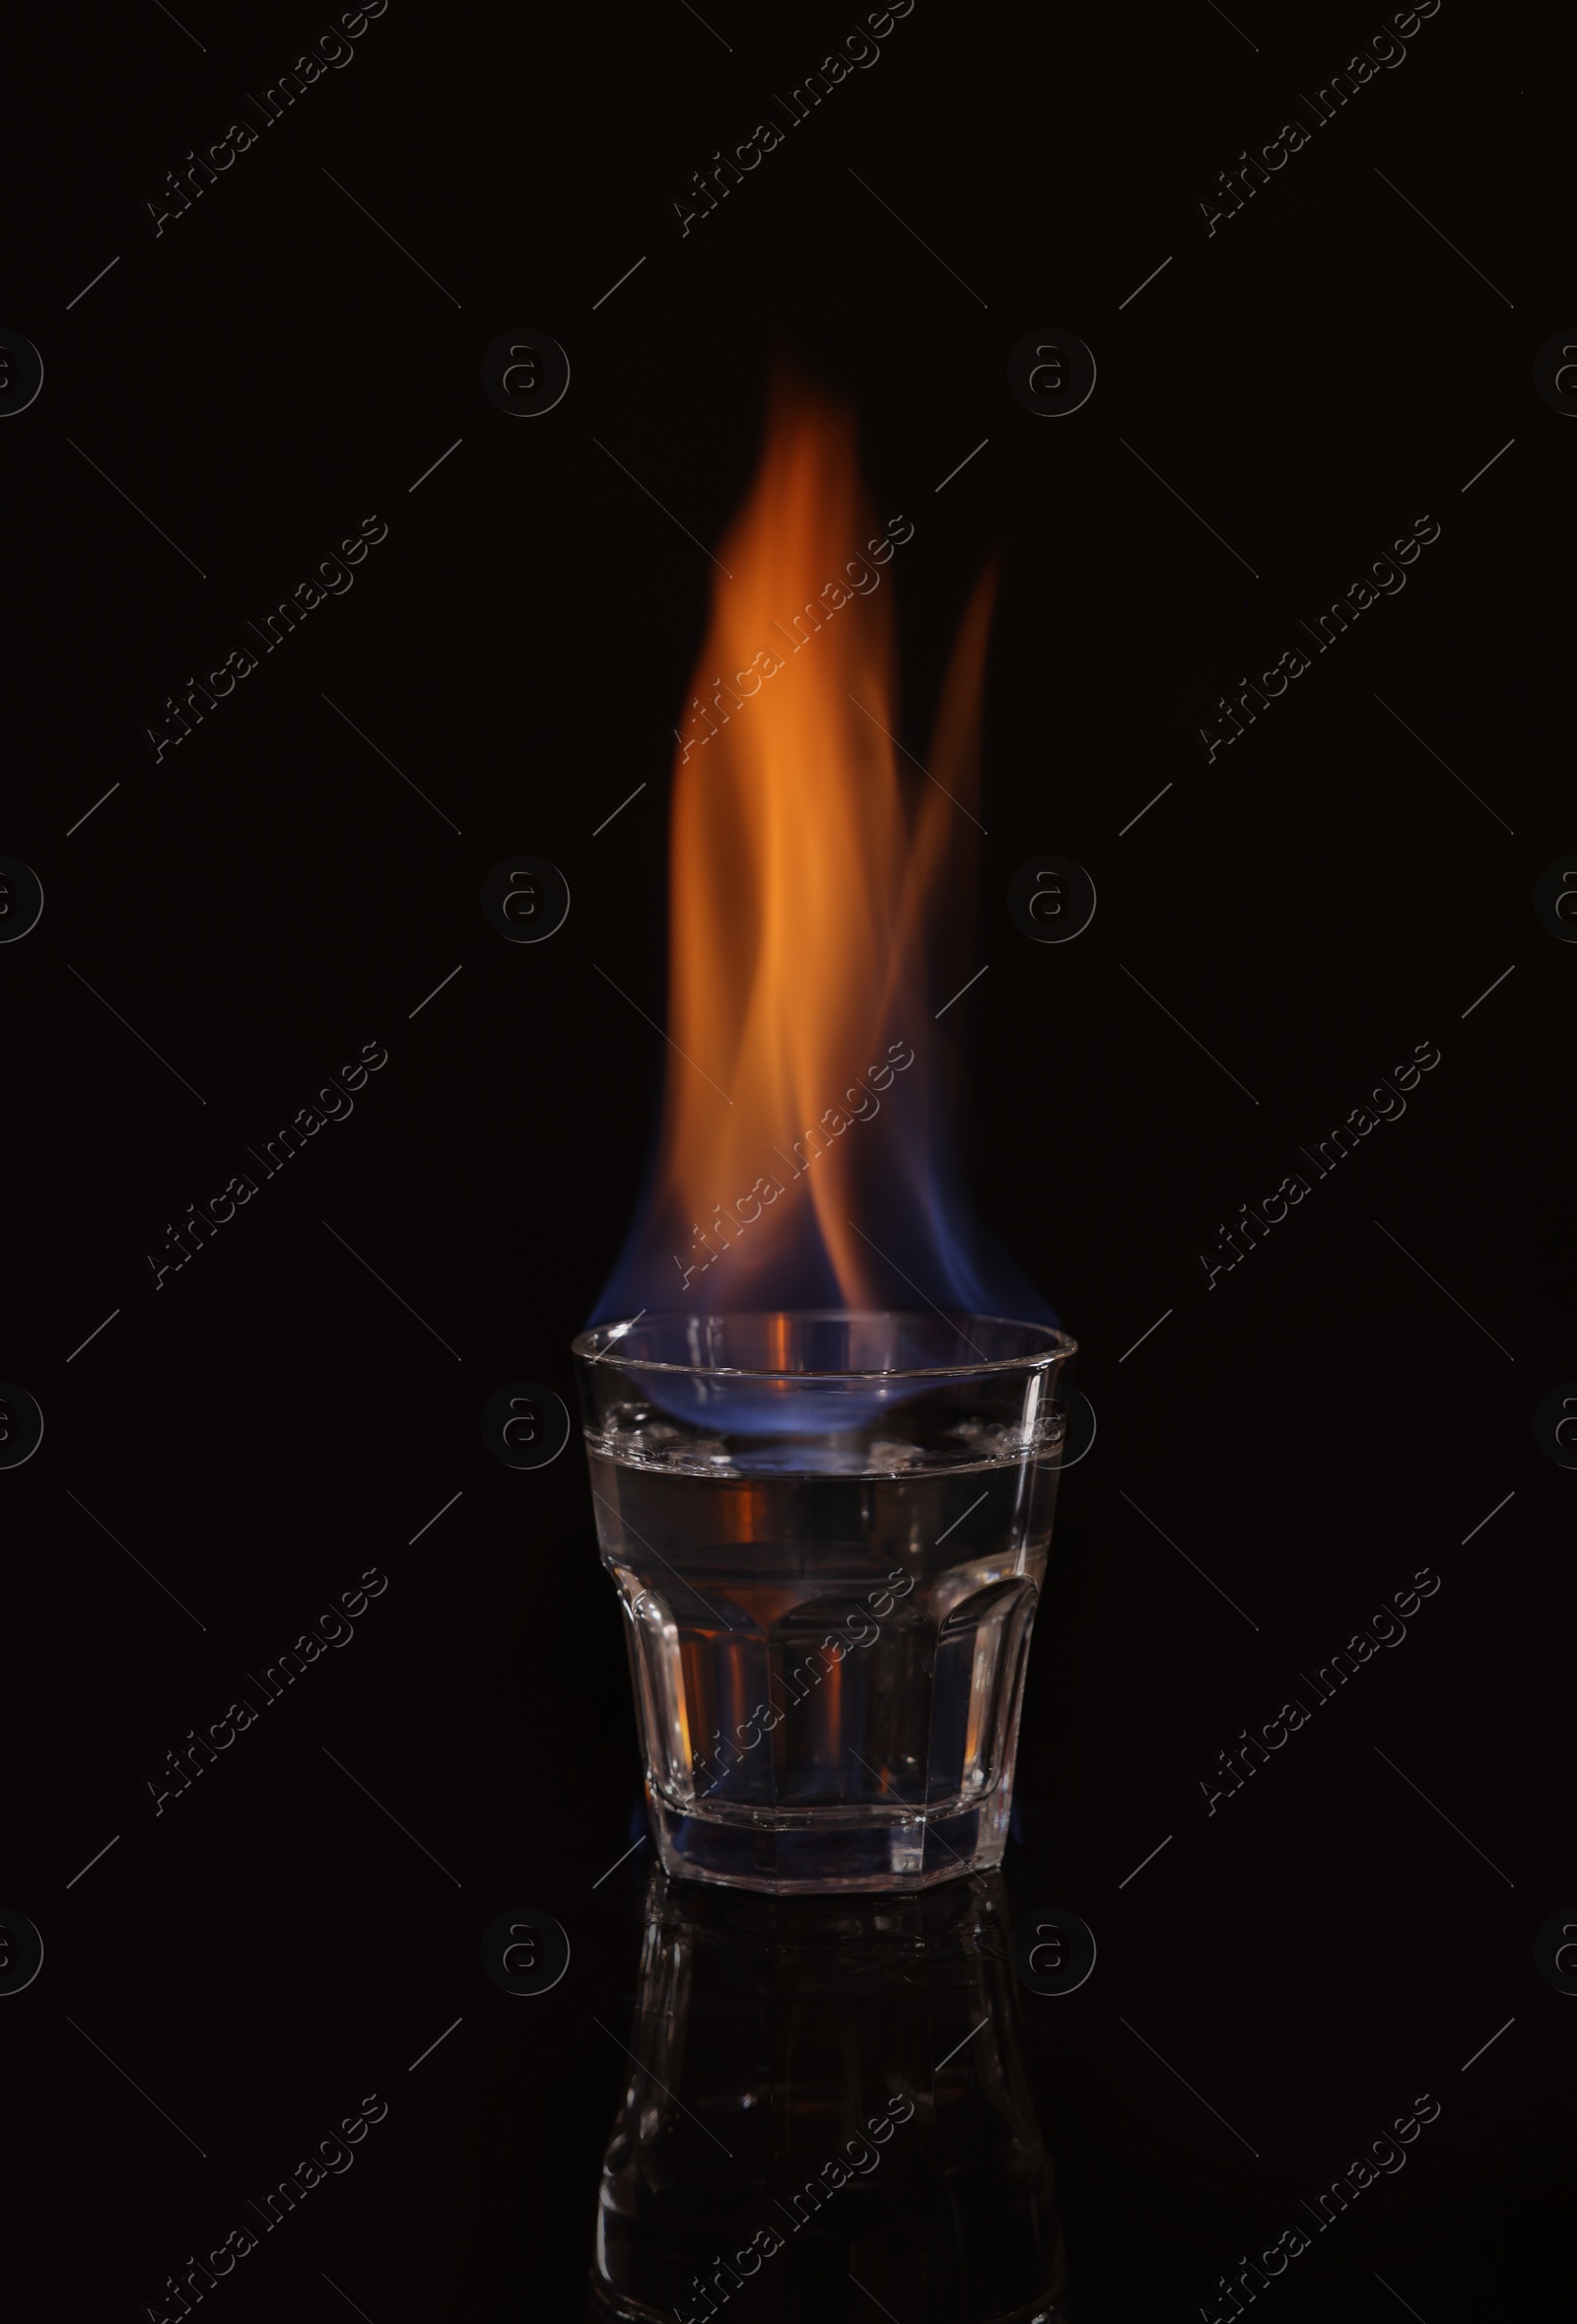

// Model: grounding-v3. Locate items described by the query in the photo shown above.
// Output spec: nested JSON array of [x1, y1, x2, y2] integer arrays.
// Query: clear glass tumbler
[[572, 1311, 1076, 1893]]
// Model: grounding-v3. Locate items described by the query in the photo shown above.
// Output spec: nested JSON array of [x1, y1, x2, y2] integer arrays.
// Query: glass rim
[[570, 1309, 1076, 1382]]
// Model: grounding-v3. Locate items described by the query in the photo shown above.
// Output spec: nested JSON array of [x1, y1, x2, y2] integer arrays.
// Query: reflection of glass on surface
[[587, 1869, 1067, 2322], [574, 1313, 1076, 1894]]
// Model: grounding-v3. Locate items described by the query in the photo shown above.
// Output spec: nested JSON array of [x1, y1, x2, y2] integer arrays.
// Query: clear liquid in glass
[[588, 1416, 1061, 1891]]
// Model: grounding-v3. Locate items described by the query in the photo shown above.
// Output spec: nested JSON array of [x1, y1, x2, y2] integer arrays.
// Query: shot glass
[[572, 1311, 1075, 1893]]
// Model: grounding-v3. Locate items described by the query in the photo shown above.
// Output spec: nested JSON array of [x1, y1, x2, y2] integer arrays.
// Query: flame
[[597, 378, 1015, 1323]]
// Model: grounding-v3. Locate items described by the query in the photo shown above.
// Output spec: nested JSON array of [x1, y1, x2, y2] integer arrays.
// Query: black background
[[5, 0, 1572, 2316]]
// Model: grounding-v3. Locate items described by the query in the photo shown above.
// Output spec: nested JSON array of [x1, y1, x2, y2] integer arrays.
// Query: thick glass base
[[647, 1780, 1011, 1893]]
